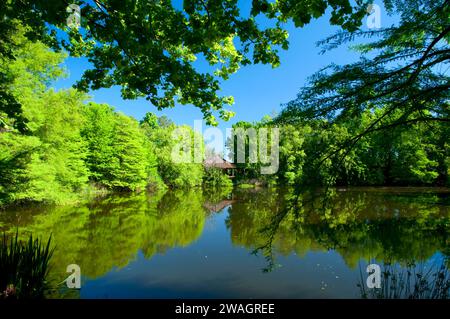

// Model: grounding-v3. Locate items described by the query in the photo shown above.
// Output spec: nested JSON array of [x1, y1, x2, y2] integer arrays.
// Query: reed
[[358, 261, 450, 299], [0, 231, 54, 299]]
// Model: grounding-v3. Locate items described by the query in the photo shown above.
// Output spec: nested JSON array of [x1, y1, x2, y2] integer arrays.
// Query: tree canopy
[[278, 0, 449, 157], [227, 109, 449, 187], [0, 0, 370, 129], [0, 30, 227, 206]]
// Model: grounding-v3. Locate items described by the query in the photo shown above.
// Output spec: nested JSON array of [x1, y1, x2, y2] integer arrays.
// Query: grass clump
[[0, 232, 54, 299]]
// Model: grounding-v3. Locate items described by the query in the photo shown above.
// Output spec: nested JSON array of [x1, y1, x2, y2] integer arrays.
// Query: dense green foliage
[[0, 31, 90, 204], [228, 0, 449, 187], [277, 0, 449, 184], [203, 167, 233, 188], [0, 0, 370, 129], [1, 1, 448, 206], [82, 103, 150, 191], [228, 110, 449, 186], [0, 1, 448, 301], [0, 31, 220, 207], [141, 113, 205, 188]]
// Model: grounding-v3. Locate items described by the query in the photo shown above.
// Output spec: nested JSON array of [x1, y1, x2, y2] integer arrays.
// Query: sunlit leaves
[[1, 0, 370, 125]]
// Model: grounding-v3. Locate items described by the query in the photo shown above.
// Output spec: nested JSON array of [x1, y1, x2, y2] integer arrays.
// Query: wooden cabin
[[203, 155, 237, 178]]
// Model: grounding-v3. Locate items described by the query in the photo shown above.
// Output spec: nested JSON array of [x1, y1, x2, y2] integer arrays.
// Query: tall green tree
[[82, 104, 152, 191], [110, 113, 148, 191], [141, 112, 204, 188], [0, 29, 89, 205], [81, 102, 118, 187]]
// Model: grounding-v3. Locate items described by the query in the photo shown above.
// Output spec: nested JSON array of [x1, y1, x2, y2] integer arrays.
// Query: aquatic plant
[[0, 232, 53, 299], [358, 261, 450, 299]]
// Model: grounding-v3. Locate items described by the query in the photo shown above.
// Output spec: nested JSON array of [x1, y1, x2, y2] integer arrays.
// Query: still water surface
[[0, 187, 449, 298]]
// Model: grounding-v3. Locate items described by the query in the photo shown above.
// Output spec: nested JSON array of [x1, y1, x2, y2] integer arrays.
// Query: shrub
[[203, 168, 233, 188]]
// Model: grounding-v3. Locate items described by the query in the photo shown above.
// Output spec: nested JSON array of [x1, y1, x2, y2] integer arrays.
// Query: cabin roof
[[204, 155, 236, 169]]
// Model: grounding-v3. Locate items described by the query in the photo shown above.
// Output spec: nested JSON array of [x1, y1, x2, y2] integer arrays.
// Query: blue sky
[[54, 1, 393, 153]]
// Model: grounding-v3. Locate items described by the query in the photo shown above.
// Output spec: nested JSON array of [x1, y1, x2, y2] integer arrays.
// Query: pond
[[0, 187, 449, 299]]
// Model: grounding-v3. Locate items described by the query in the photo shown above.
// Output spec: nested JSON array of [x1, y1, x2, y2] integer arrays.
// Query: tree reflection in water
[[0, 189, 207, 297], [0, 186, 448, 298], [228, 186, 450, 300], [229, 188, 449, 269]]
